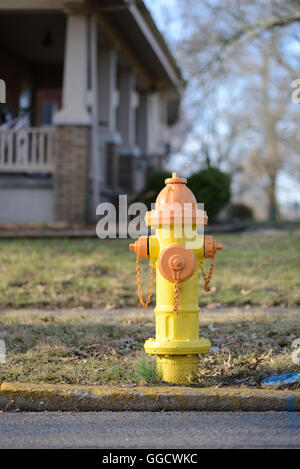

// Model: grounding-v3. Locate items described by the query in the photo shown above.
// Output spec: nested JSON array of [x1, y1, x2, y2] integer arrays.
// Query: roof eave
[[131, 0, 184, 95]]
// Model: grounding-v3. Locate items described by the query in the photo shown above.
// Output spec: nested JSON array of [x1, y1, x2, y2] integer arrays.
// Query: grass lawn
[[0, 231, 299, 389], [0, 309, 299, 389], [0, 231, 299, 309]]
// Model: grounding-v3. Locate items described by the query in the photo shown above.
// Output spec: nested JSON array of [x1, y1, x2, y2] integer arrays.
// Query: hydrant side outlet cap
[[158, 244, 196, 282], [129, 236, 148, 258], [204, 235, 223, 258]]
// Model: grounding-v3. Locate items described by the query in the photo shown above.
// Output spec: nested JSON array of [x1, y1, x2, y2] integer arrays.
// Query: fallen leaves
[[240, 289, 252, 296], [41, 316, 55, 323]]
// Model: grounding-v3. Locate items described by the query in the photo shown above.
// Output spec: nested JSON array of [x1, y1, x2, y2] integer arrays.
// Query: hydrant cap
[[145, 172, 208, 227]]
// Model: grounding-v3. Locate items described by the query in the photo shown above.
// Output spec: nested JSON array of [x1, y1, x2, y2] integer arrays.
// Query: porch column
[[136, 92, 150, 155], [118, 70, 136, 149], [98, 48, 118, 132], [54, 14, 90, 125], [135, 92, 150, 193], [53, 13, 91, 223], [147, 92, 164, 166]]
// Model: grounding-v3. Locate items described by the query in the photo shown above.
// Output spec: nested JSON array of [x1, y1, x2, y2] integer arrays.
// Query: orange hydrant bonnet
[[145, 172, 208, 227]]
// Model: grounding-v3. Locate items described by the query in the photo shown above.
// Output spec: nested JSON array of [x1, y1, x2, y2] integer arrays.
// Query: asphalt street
[[0, 411, 299, 449]]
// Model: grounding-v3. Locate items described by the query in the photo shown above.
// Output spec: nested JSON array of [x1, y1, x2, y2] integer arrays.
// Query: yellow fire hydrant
[[129, 172, 222, 384]]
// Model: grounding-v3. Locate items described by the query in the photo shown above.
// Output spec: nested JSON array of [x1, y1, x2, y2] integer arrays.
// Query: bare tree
[[148, 0, 300, 220], [177, 0, 300, 84], [233, 31, 300, 219]]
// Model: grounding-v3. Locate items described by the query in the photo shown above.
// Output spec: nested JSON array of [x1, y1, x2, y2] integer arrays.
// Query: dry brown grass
[[0, 308, 299, 389]]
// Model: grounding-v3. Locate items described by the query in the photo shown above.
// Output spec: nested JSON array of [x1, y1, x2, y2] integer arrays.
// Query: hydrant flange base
[[144, 337, 211, 356]]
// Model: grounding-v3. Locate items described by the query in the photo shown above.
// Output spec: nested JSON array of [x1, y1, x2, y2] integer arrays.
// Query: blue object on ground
[[262, 373, 300, 387]]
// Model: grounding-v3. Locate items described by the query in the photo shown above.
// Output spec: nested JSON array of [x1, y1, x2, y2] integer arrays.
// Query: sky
[[144, 0, 300, 209], [144, 0, 178, 35]]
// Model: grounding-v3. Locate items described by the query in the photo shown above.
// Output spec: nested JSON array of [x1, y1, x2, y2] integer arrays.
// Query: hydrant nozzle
[[129, 172, 223, 384]]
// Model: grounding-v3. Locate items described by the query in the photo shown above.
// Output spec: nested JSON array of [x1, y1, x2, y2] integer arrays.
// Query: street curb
[[0, 382, 299, 412]]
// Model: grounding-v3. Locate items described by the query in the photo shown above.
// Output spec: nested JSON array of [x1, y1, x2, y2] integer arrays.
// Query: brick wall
[[54, 125, 90, 223]]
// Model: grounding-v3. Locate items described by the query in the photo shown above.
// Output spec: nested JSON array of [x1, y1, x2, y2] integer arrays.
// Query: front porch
[[0, 10, 62, 223], [0, 127, 55, 222], [0, 128, 54, 173], [0, 1, 182, 224]]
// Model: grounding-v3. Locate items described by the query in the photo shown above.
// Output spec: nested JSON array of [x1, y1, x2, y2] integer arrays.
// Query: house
[[0, 0, 183, 224]]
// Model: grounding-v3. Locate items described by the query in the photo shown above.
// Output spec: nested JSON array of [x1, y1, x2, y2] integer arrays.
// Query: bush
[[136, 168, 231, 219], [188, 167, 231, 220], [227, 203, 253, 220], [146, 169, 171, 192]]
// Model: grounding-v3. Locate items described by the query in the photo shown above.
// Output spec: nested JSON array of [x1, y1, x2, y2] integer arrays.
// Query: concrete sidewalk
[[0, 382, 299, 412]]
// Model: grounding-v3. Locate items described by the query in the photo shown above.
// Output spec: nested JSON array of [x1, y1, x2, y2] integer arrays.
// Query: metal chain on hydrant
[[136, 256, 155, 308], [200, 257, 215, 292], [172, 269, 180, 315]]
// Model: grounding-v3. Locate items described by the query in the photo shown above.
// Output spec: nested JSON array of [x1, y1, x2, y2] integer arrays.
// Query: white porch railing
[[0, 128, 54, 173]]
